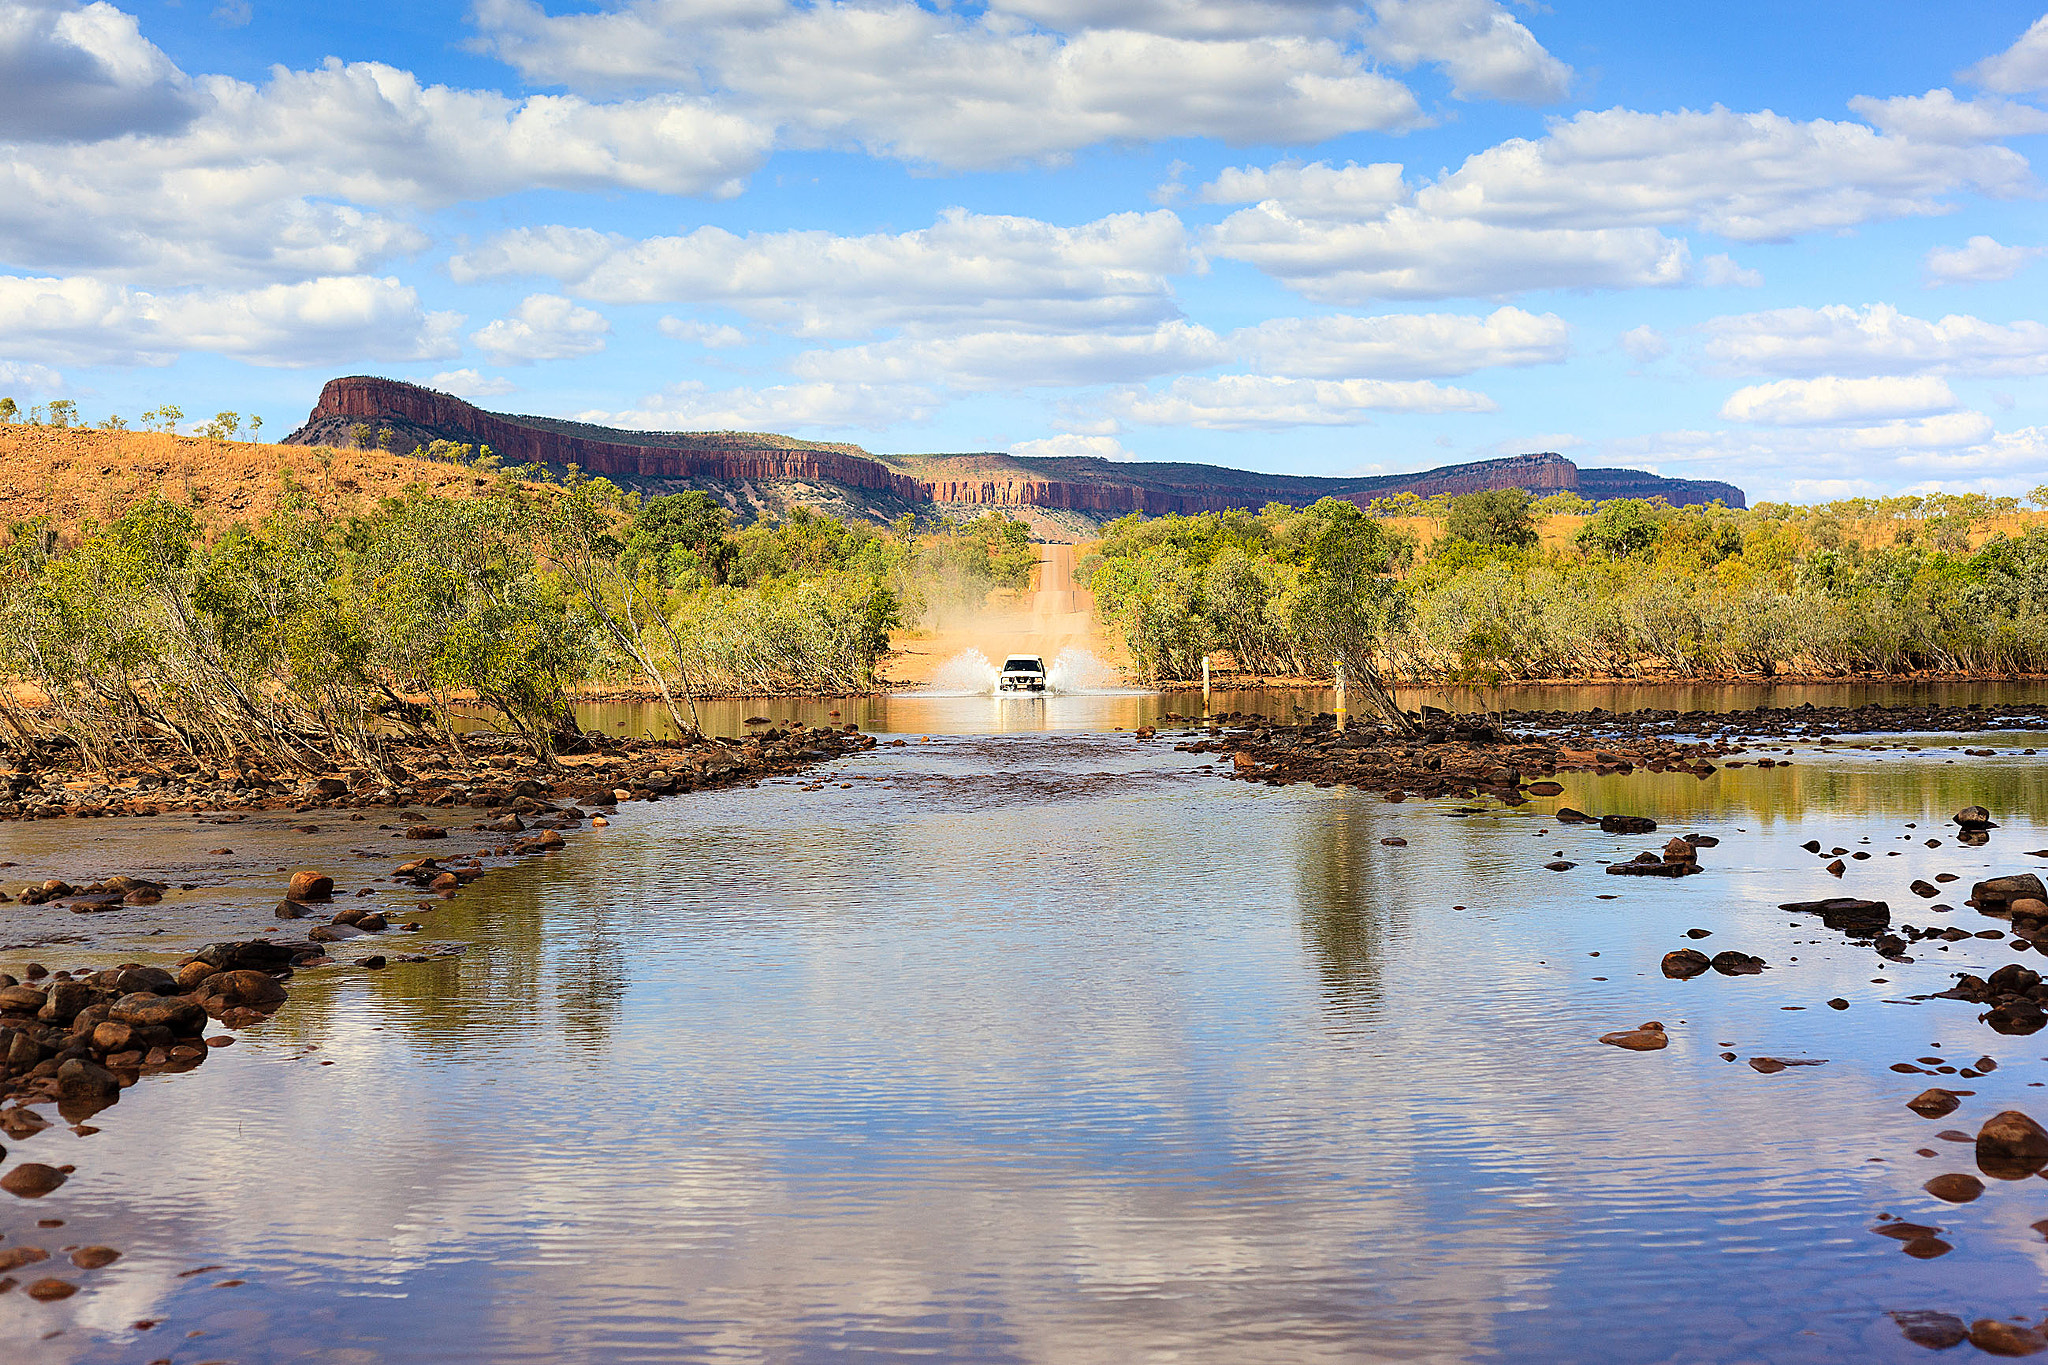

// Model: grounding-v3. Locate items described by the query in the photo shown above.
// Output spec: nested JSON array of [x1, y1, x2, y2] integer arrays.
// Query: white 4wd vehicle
[[998, 654, 1047, 692]]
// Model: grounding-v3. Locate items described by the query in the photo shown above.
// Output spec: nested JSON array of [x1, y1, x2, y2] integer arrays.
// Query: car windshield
[[1003, 658, 1042, 672]]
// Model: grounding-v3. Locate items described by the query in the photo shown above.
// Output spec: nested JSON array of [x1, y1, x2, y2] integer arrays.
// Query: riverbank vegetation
[[1078, 489, 2048, 695], [0, 460, 1032, 772]]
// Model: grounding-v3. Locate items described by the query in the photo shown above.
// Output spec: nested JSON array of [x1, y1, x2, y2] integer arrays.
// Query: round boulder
[[285, 871, 333, 902], [107, 992, 205, 1034], [1977, 1111, 2048, 1179], [209, 970, 287, 1011], [1954, 806, 1999, 830]]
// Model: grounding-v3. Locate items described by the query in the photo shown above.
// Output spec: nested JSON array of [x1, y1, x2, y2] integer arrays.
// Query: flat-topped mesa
[[287, 377, 1746, 517], [287, 376, 925, 498], [903, 450, 1620, 517]]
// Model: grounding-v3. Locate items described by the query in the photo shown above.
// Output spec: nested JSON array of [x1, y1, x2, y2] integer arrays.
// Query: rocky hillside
[[0, 421, 502, 537], [286, 375, 1747, 534]]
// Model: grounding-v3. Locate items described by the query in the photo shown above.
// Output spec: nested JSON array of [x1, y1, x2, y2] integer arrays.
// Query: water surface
[[3, 711, 2047, 1362]]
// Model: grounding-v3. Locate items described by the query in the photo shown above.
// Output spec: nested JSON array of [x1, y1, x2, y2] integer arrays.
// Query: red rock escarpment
[[288, 377, 1745, 513], [291, 376, 925, 498]]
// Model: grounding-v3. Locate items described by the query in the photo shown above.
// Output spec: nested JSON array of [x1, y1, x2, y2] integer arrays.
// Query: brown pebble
[[25, 1277, 76, 1300], [70, 1246, 119, 1269], [1924, 1172, 1985, 1202], [1970, 1319, 2048, 1356], [1598, 1022, 1668, 1051], [1893, 1311, 1969, 1349], [0, 1164, 67, 1198], [1907, 1089, 1961, 1118]]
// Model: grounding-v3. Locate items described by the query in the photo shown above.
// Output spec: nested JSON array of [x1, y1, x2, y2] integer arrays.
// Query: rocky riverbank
[[0, 720, 874, 1304], [1172, 700, 2048, 802], [0, 721, 876, 824], [1175, 702, 2048, 1349]]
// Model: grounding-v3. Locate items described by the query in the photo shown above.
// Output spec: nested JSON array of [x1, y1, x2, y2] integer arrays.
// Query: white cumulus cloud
[[1923, 236, 2045, 286], [1700, 254, 1762, 288], [0, 272, 461, 367], [1848, 88, 2048, 143], [1010, 433, 1136, 459], [1232, 306, 1570, 377], [470, 0, 1429, 169], [1200, 102, 2032, 302], [471, 293, 611, 363], [1109, 373, 1496, 429], [1700, 303, 2048, 378], [1206, 203, 1690, 302], [0, 43, 773, 284], [583, 380, 937, 433], [659, 318, 749, 348], [1365, 0, 1570, 103], [0, 0, 200, 142], [1967, 15, 2048, 94], [0, 358, 62, 393], [425, 368, 517, 399], [793, 321, 1226, 390], [452, 208, 1195, 338], [1718, 374, 1961, 426], [1618, 325, 1669, 363]]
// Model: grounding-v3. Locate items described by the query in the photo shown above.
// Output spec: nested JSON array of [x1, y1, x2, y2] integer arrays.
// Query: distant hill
[[286, 376, 1746, 537]]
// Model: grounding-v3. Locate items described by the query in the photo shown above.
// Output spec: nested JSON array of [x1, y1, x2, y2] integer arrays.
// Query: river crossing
[[2, 690, 2047, 1362]]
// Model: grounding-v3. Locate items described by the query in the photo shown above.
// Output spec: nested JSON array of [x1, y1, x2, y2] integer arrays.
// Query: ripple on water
[[4, 724, 2046, 1363]]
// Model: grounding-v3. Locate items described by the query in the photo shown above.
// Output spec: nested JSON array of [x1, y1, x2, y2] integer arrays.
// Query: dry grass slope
[[0, 425, 501, 537]]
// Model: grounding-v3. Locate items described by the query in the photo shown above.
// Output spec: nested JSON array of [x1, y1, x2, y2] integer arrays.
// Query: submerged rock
[[1779, 897, 1891, 938], [1969, 1320, 2048, 1357], [1661, 949, 1711, 979], [1976, 1111, 2048, 1180], [1599, 1021, 1668, 1051], [1892, 1312, 1969, 1350], [56, 1058, 119, 1118], [1923, 1173, 1985, 1203], [1908, 1089, 1962, 1118], [1975, 874, 2048, 914], [1954, 806, 1999, 831], [0, 1163, 67, 1198], [285, 871, 333, 901]]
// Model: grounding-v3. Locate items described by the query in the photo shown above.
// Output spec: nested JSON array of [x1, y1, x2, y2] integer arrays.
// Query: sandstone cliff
[[286, 376, 1746, 524]]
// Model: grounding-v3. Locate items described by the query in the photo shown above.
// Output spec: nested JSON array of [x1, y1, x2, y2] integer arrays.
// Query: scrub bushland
[[0, 460, 1034, 775], [1078, 489, 2048, 693]]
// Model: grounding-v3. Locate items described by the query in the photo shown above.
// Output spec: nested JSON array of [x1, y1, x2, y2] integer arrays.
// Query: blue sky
[[4, 1, 2048, 502]]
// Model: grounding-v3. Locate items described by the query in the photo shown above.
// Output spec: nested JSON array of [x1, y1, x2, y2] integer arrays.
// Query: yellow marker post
[[1334, 659, 1347, 729]]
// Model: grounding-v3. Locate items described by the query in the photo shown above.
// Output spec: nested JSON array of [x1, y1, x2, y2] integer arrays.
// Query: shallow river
[[4, 699, 2048, 1362]]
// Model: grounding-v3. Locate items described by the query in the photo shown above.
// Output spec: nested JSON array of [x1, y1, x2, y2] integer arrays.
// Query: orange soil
[[0, 425, 502, 536], [881, 543, 1120, 686]]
